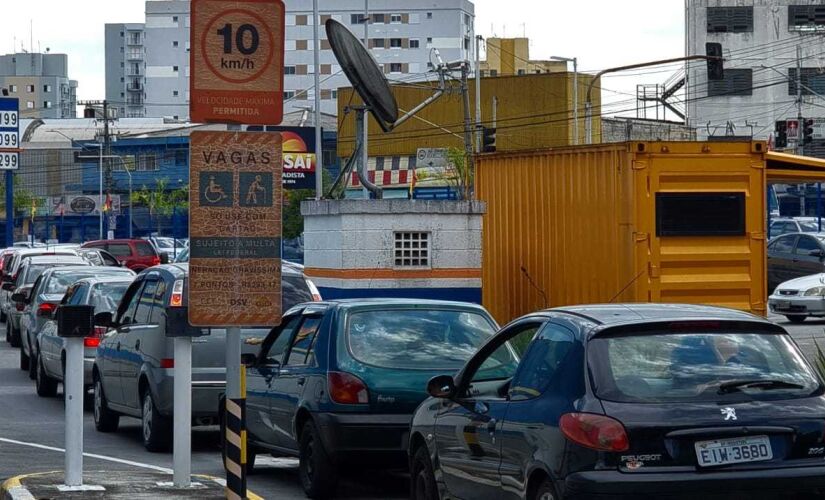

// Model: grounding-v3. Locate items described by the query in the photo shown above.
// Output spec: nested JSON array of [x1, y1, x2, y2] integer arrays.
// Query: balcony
[[126, 68, 142, 77], [127, 97, 144, 106], [127, 81, 143, 92], [127, 34, 143, 46], [127, 50, 144, 61]]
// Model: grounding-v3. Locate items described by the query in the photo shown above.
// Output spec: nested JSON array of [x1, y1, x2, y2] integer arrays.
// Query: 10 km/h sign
[[188, 131, 283, 326], [190, 0, 285, 125]]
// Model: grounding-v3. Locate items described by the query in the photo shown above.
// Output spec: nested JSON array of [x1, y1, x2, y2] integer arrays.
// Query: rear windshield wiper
[[717, 379, 805, 394]]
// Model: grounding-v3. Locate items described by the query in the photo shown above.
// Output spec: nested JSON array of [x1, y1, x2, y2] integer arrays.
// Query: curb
[[2, 471, 263, 500]]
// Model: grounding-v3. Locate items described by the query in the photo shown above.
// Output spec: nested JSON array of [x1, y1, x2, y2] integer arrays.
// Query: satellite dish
[[326, 19, 399, 132]]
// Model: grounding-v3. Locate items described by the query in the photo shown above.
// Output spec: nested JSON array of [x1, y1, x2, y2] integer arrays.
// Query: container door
[[636, 146, 766, 314]]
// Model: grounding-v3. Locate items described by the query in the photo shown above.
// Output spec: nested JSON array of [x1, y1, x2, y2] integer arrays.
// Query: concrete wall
[[602, 117, 697, 143], [302, 199, 484, 302]]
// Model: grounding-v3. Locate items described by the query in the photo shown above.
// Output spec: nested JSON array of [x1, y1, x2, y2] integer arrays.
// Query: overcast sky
[[4, 0, 685, 116]]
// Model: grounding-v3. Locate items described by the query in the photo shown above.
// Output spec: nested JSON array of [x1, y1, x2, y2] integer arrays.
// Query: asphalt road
[[770, 312, 825, 369], [0, 322, 406, 500]]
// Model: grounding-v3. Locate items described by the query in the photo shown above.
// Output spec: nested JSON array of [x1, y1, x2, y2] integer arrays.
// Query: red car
[[81, 239, 167, 272]]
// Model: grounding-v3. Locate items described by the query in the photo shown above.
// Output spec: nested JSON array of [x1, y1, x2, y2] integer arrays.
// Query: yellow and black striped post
[[225, 368, 247, 499]]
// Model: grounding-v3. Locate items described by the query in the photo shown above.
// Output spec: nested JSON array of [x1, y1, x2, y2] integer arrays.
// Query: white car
[[768, 273, 825, 323]]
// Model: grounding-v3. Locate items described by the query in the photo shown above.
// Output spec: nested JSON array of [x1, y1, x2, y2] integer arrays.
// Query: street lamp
[[550, 56, 578, 145]]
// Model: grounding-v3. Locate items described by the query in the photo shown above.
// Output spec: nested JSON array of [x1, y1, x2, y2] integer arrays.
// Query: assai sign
[[188, 131, 283, 327], [0, 98, 20, 170], [190, 0, 285, 125], [272, 127, 317, 190]]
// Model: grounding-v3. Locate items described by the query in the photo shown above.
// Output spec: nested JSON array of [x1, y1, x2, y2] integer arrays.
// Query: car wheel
[[9, 323, 19, 348], [35, 353, 57, 397], [299, 420, 337, 499], [410, 445, 439, 500], [19, 343, 28, 371], [533, 478, 558, 500], [93, 377, 119, 432], [141, 389, 171, 452], [786, 315, 807, 324]]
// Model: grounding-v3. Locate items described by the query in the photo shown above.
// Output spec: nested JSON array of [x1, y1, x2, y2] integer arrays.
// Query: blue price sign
[[0, 98, 19, 170]]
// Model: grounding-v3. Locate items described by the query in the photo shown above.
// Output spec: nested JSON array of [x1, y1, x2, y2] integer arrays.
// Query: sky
[[4, 0, 686, 117]]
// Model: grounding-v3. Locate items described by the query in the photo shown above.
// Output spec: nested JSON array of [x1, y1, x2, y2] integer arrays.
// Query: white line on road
[[0, 437, 172, 474]]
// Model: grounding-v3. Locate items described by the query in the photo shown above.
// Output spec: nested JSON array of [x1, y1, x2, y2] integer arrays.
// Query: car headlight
[[804, 286, 825, 296]]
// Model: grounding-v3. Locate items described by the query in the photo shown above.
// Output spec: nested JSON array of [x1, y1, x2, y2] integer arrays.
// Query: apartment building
[[0, 52, 78, 119], [106, 0, 475, 120], [686, 1, 825, 147]]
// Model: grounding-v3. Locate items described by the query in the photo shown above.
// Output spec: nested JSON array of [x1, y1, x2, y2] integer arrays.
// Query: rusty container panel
[[476, 144, 636, 325], [477, 141, 768, 325]]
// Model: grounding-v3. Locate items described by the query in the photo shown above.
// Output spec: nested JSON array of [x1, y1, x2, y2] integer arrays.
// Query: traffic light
[[803, 118, 815, 145], [482, 126, 497, 153], [706, 42, 724, 81], [775, 120, 788, 149]]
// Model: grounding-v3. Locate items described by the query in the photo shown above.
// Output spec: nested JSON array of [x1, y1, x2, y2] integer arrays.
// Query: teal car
[[240, 299, 498, 499]]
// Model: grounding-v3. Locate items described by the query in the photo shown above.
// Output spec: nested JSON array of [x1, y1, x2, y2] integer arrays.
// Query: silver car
[[35, 277, 133, 397], [1, 248, 78, 324]]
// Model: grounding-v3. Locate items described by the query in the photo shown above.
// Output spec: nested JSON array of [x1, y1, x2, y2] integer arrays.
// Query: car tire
[[28, 344, 37, 380], [9, 323, 19, 348], [35, 353, 57, 397], [1, 310, 7, 323], [19, 343, 28, 371], [786, 315, 807, 324], [141, 389, 171, 452], [410, 445, 439, 500], [299, 420, 337, 499], [93, 377, 119, 433], [533, 478, 558, 500]]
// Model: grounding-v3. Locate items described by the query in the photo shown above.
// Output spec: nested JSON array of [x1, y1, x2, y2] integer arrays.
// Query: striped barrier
[[224, 369, 247, 500]]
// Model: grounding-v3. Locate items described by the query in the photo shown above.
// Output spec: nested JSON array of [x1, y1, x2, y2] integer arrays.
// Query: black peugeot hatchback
[[409, 304, 825, 500]]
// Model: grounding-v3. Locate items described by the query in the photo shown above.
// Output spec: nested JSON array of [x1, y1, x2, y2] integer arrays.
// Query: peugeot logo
[[721, 407, 737, 421]]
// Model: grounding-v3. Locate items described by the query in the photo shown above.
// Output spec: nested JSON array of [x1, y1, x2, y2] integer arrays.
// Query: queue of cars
[[2, 238, 825, 499]]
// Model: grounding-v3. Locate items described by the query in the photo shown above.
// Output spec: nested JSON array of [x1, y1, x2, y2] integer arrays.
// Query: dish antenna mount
[[325, 19, 450, 198]]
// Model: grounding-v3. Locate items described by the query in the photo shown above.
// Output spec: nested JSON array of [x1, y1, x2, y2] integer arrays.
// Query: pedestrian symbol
[[199, 171, 233, 207], [240, 172, 273, 207]]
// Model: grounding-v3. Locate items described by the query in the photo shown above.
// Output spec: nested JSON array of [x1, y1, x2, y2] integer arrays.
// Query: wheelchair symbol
[[204, 175, 228, 203]]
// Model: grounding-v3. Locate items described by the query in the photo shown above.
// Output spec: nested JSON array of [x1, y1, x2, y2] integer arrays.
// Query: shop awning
[[766, 151, 825, 183]]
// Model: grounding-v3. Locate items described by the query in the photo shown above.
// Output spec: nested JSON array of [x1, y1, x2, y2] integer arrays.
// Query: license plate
[[695, 435, 772, 467]]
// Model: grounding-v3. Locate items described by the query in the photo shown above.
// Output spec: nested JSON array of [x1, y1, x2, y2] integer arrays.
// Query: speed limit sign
[[190, 0, 285, 125]]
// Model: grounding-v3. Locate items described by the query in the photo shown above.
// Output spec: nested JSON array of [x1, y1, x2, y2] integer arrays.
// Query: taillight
[[152, 256, 160, 266], [170, 279, 184, 307], [37, 302, 57, 317], [160, 358, 174, 369], [328, 372, 369, 404], [84, 337, 101, 348], [307, 279, 322, 302], [559, 413, 629, 452]]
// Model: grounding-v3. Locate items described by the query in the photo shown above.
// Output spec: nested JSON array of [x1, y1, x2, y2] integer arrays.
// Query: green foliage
[[0, 176, 35, 217], [130, 178, 189, 235], [282, 168, 333, 240]]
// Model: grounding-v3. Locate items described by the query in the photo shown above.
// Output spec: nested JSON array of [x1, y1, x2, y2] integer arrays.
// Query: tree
[[413, 147, 472, 200], [0, 176, 35, 218], [130, 178, 189, 236]]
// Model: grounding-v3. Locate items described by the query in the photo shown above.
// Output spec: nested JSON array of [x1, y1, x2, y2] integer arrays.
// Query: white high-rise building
[[106, 0, 475, 120]]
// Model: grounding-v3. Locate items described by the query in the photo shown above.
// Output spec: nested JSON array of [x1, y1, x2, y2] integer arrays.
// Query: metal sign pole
[[64, 336, 84, 486], [172, 336, 192, 487], [224, 326, 245, 499], [5, 171, 12, 247]]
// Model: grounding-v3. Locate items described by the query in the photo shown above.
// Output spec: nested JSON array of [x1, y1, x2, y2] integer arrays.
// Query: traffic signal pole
[[797, 45, 804, 156]]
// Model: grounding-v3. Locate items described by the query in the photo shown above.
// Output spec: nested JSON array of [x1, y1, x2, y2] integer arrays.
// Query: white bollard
[[64, 337, 84, 486], [173, 336, 192, 488]]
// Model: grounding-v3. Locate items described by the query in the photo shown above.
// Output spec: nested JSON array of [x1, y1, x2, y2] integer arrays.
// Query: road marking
[[0, 437, 172, 473]]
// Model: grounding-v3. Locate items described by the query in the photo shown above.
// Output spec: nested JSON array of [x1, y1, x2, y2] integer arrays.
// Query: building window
[[490, 69, 498, 77], [137, 154, 158, 171], [172, 15, 179, 23], [518, 69, 526, 75], [173, 41, 179, 47], [8, 85, 16, 93], [120, 31, 124, 37], [321, 40, 331, 50], [427, 12, 433, 19], [284, 91, 296, 100], [373, 13, 385, 23], [296, 39, 308, 50], [789, 5, 825, 32], [320, 89, 332, 100], [332, 90, 338, 98], [427, 37, 433, 45], [427, 62, 434, 70], [284, 66, 297, 75], [409, 39, 420, 49], [173, 90, 179, 97], [373, 38, 385, 48], [351, 14, 365, 24], [390, 63, 403, 73], [43, 84, 51, 92], [391, 14, 402, 24], [394, 232, 430, 267], [707, 6, 753, 33], [26, 85, 34, 93], [390, 38, 402, 48], [173, 65, 179, 72], [43, 101, 51, 109], [321, 64, 332, 75], [26, 101, 34, 109], [296, 15, 308, 25], [708, 68, 752, 96], [788, 68, 825, 95]]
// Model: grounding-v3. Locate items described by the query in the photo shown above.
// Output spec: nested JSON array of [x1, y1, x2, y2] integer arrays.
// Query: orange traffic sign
[[190, 0, 285, 125], [188, 131, 283, 326]]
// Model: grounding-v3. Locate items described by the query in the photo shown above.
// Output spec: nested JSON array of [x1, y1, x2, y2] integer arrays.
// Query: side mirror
[[426, 375, 456, 399], [11, 291, 28, 304], [159, 253, 169, 264], [2, 282, 15, 291], [94, 311, 115, 328], [241, 353, 257, 367]]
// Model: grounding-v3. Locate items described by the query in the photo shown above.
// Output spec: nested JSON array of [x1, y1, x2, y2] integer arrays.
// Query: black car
[[409, 304, 825, 500], [767, 232, 825, 292]]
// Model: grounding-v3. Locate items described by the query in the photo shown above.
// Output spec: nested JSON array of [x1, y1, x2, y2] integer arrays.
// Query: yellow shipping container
[[477, 141, 772, 324]]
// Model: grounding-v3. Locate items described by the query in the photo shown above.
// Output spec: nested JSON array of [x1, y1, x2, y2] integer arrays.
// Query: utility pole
[[475, 36, 483, 153], [362, 0, 369, 198], [796, 45, 804, 156], [460, 63, 475, 200], [79, 100, 115, 237], [313, 0, 323, 200]]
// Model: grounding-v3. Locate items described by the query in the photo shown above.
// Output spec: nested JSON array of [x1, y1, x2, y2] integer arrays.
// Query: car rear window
[[589, 331, 821, 403], [44, 271, 99, 295], [90, 282, 130, 313], [283, 275, 312, 310], [345, 309, 496, 370], [24, 264, 57, 284], [136, 242, 156, 257], [107, 244, 131, 257]]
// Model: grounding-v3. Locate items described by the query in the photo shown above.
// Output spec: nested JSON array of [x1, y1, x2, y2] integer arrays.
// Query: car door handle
[[297, 377, 306, 386], [135, 339, 140, 351], [116, 342, 121, 351], [487, 419, 497, 434], [120, 326, 131, 333]]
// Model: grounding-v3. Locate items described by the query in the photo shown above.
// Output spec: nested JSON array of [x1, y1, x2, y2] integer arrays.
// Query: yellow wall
[[337, 72, 600, 158], [481, 38, 566, 76]]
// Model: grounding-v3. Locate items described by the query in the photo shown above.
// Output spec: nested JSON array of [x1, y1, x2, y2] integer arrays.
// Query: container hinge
[[632, 161, 648, 171], [750, 161, 764, 170], [750, 231, 766, 241], [634, 232, 649, 242], [648, 263, 660, 278]]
